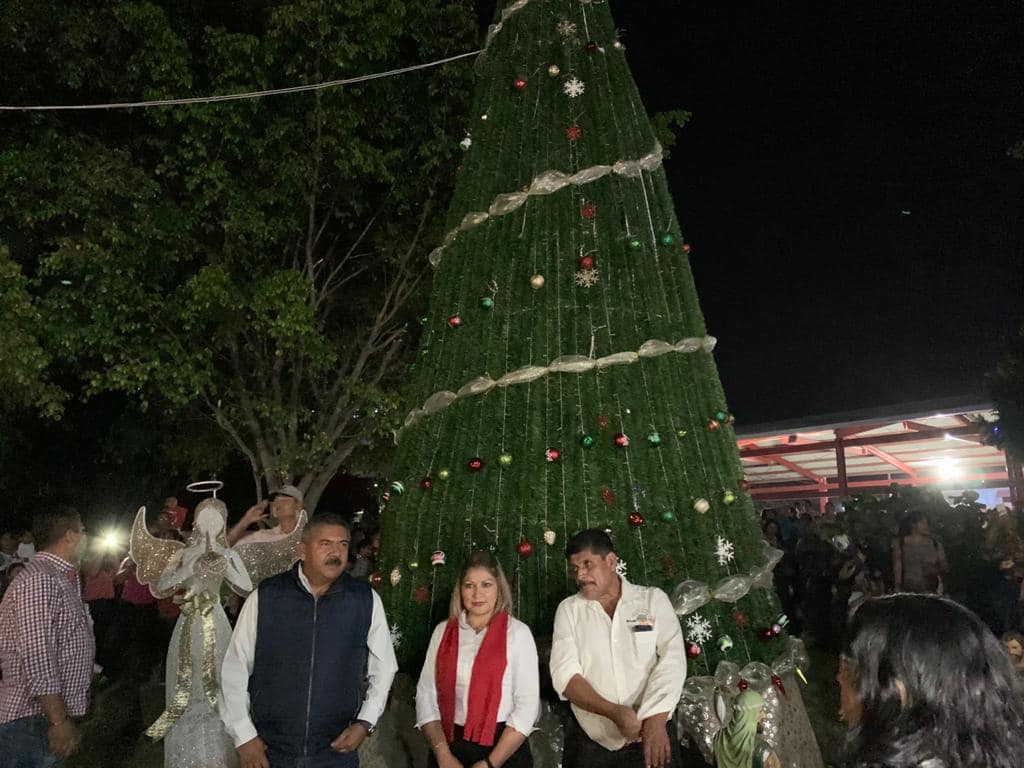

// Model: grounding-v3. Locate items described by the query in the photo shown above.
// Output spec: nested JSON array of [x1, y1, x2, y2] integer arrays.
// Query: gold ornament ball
[[530, 274, 546, 289], [548, 64, 561, 77]]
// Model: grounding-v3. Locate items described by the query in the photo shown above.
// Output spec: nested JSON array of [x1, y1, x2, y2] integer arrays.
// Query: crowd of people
[[4, 491, 1024, 768]]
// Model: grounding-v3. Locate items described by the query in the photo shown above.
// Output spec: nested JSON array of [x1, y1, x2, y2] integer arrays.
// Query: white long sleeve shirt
[[219, 567, 398, 747], [549, 577, 686, 751], [415, 613, 540, 737]]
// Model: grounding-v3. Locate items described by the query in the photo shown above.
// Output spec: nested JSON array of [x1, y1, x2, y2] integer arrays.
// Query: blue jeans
[[0, 717, 61, 768]]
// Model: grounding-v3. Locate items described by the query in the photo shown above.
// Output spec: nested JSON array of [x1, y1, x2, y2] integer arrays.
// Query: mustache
[[325, 557, 343, 566]]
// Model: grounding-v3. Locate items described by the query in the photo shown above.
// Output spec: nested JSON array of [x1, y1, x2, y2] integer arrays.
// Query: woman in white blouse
[[416, 551, 539, 768]]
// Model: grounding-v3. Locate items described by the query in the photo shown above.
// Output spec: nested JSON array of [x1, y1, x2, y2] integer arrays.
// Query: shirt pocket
[[630, 628, 658, 662]]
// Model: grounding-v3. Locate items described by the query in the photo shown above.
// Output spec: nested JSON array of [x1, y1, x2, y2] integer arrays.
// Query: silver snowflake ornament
[[556, 20, 578, 38], [715, 536, 735, 566], [563, 77, 586, 98], [389, 622, 403, 648], [615, 559, 628, 578], [685, 612, 713, 645], [573, 269, 599, 288]]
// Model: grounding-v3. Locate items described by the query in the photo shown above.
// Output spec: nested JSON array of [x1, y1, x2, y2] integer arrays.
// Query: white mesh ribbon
[[430, 144, 664, 268], [672, 541, 785, 617], [396, 333, 717, 438], [483, 0, 533, 48]]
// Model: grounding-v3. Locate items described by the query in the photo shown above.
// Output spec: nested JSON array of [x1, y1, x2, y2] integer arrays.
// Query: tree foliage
[[992, 324, 1024, 461], [0, 0, 477, 509]]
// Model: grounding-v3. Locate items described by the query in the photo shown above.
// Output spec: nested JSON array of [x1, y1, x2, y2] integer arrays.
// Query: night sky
[[476, 1, 1024, 425]]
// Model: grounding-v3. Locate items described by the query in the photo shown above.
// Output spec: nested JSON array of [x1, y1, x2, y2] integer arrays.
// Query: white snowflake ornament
[[615, 559, 628, 578], [460, 136, 472, 151], [686, 612, 713, 645], [556, 20, 578, 38], [715, 536, 735, 566], [389, 622, 403, 648], [573, 269, 600, 288], [563, 77, 586, 98]]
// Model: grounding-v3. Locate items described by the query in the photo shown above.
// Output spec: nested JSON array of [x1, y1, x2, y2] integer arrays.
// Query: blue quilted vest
[[250, 564, 373, 763]]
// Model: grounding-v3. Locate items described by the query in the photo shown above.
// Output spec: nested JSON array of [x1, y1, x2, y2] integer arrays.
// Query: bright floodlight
[[936, 458, 962, 481], [102, 531, 121, 549]]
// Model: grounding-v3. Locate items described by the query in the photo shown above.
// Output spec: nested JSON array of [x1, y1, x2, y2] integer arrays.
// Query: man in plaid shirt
[[0, 508, 95, 767]]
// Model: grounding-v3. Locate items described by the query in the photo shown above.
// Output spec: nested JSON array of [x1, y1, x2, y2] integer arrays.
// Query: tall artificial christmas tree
[[378, 2, 821, 764]]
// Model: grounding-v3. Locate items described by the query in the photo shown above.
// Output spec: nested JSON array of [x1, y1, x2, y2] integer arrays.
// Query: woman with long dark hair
[[838, 594, 1024, 768], [416, 551, 539, 768], [891, 510, 945, 593]]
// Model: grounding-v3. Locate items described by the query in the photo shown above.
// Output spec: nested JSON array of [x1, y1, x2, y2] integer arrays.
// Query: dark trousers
[[266, 748, 358, 768], [562, 714, 685, 768], [0, 717, 60, 768], [427, 724, 533, 768]]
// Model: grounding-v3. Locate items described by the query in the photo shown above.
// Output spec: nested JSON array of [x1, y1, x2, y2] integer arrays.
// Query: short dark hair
[[301, 512, 350, 542], [565, 528, 614, 559], [33, 508, 81, 550], [840, 594, 1024, 768]]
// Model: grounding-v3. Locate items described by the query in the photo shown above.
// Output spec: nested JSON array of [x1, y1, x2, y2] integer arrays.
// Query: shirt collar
[[583, 575, 636, 611], [35, 551, 75, 574]]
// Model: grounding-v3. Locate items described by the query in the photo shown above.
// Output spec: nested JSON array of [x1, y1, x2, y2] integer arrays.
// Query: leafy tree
[[0, 0, 477, 509], [992, 324, 1024, 460]]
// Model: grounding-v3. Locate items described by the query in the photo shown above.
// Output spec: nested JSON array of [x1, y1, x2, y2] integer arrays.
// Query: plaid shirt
[[0, 552, 96, 724]]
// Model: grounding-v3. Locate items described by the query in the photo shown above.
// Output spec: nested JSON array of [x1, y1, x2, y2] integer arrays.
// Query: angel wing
[[230, 509, 307, 596], [128, 506, 185, 599]]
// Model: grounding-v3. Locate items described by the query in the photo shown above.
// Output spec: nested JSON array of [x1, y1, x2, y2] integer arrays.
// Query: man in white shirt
[[550, 529, 686, 768], [227, 485, 305, 546], [220, 513, 397, 768]]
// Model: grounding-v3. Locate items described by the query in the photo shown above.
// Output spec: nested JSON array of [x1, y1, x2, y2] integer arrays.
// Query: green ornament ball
[[581, 435, 595, 448], [660, 510, 675, 522], [648, 433, 662, 446], [480, 297, 494, 310], [718, 635, 734, 652], [676, 429, 688, 438], [389, 481, 405, 495], [408, 560, 419, 569], [723, 490, 737, 505], [660, 233, 675, 246], [715, 410, 729, 421], [628, 238, 642, 250], [437, 469, 451, 480], [499, 453, 513, 466]]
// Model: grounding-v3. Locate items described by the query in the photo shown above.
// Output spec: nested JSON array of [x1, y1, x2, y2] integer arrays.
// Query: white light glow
[[101, 531, 121, 550], [936, 458, 962, 481]]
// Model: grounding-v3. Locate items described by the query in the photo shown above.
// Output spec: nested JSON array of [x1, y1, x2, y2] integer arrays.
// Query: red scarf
[[436, 610, 509, 747]]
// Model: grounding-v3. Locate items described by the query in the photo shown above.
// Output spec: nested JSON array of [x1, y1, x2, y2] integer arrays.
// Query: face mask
[[17, 542, 36, 560]]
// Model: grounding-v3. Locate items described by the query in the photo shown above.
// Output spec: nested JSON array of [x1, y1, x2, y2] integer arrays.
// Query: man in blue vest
[[221, 512, 397, 768]]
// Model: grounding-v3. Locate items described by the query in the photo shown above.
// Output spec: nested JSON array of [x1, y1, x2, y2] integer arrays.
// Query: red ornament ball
[[545, 448, 561, 462], [467, 457, 483, 472], [447, 314, 462, 328], [614, 432, 630, 447], [758, 627, 775, 642], [732, 609, 749, 628], [597, 415, 610, 429], [517, 538, 534, 558], [369, 572, 383, 586], [413, 586, 431, 604], [513, 77, 528, 91], [420, 477, 433, 491], [772, 674, 787, 698], [683, 243, 692, 254], [737, 679, 749, 691], [579, 254, 595, 270], [628, 512, 645, 528], [581, 202, 597, 220], [601, 486, 617, 506], [686, 642, 701, 659], [584, 41, 598, 53], [708, 419, 721, 431], [381, 491, 391, 503], [566, 125, 583, 142]]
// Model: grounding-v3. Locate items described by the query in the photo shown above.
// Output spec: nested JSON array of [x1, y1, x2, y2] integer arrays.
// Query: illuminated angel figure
[[130, 498, 306, 768]]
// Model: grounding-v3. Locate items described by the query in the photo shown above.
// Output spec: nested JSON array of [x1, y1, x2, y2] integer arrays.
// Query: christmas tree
[[378, 1, 820, 763]]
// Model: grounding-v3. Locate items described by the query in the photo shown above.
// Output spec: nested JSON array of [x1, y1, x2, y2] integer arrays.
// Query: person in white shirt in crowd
[[416, 551, 539, 768], [550, 529, 687, 768], [220, 513, 397, 768], [227, 485, 305, 546]]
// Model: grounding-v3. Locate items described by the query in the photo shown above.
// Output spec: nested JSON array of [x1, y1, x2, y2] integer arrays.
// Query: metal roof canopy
[[734, 396, 1024, 505]]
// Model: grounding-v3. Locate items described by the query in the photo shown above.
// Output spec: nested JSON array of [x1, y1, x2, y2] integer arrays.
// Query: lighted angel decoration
[[130, 497, 306, 768]]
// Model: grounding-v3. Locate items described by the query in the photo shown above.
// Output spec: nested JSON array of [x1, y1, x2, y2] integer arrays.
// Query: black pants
[[562, 714, 685, 768], [427, 724, 532, 768]]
